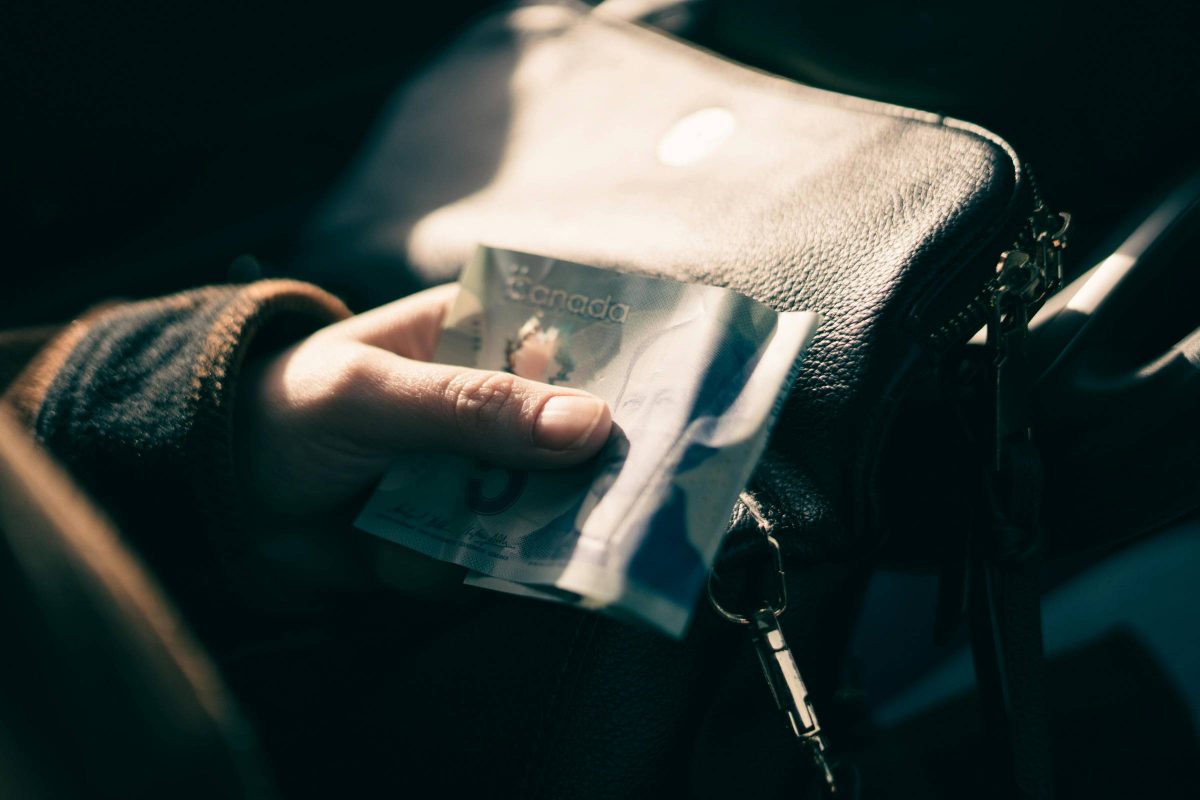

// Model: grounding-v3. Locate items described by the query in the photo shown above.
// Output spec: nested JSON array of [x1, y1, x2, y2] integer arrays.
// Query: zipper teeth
[[929, 286, 997, 348], [927, 167, 1048, 351]]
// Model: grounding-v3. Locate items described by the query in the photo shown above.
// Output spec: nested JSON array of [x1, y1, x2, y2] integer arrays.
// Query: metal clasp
[[706, 531, 787, 624], [707, 531, 839, 794]]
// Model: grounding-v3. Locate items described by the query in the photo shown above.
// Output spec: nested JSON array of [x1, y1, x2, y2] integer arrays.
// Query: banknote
[[355, 246, 820, 637]]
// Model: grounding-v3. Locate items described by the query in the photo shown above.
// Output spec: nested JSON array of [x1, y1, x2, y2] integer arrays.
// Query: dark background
[[1, 0, 1197, 326], [0, 0, 495, 323]]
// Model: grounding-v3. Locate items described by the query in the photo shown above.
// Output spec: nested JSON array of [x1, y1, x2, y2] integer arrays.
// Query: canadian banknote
[[356, 246, 819, 637]]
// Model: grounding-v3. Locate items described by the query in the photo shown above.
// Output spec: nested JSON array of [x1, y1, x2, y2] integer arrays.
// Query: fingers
[[336, 345, 612, 469], [326, 283, 459, 361], [309, 286, 612, 468]]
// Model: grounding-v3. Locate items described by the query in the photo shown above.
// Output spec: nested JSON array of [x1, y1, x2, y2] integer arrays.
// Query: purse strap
[[966, 224, 1064, 798], [940, 213, 1069, 798], [970, 438, 1053, 799]]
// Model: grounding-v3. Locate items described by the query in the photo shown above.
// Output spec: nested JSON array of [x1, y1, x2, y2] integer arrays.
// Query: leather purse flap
[[296, 2, 1029, 558]]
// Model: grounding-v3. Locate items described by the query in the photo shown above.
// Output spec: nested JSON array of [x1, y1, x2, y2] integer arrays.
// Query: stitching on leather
[[738, 490, 772, 534]]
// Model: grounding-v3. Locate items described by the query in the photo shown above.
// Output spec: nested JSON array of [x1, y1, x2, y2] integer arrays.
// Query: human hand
[[236, 284, 612, 517]]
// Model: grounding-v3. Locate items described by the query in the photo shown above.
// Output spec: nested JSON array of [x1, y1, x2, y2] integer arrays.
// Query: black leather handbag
[[289, 3, 1069, 796], [297, 1, 1063, 562]]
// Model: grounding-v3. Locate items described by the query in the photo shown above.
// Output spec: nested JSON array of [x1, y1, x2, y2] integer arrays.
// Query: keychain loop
[[707, 526, 847, 797], [706, 531, 787, 623]]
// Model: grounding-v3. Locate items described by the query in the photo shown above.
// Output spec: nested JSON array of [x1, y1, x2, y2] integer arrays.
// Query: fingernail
[[533, 396, 607, 451]]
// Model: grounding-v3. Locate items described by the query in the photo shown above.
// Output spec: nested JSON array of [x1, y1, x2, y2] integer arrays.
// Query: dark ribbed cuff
[[4, 278, 351, 562]]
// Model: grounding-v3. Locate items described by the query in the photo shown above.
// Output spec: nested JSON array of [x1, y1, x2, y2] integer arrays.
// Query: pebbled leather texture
[[295, 1, 1026, 560]]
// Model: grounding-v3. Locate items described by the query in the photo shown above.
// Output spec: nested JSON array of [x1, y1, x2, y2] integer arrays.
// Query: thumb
[[344, 345, 612, 469]]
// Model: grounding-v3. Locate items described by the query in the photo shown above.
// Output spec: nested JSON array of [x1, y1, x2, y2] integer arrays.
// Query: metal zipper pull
[[930, 204, 1070, 642], [926, 191, 1071, 353], [989, 209, 1071, 470], [990, 249, 1036, 471], [975, 206, 1070, 799]]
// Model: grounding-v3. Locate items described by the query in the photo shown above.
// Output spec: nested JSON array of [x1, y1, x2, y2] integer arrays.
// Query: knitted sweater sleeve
[[1, 279, 352, 636]]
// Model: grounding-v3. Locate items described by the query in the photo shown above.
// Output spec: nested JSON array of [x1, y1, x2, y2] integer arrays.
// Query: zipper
[[928, 172, 1072, 649], [928, 172, 1071, 353], [928, 167, 1071, 470]]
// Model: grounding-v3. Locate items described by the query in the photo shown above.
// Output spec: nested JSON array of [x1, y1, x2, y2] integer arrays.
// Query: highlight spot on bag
[[657, 107, 737, 167]]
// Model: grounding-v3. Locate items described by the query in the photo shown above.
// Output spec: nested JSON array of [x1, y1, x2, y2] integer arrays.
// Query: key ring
[[706, 531, 788, 623]]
